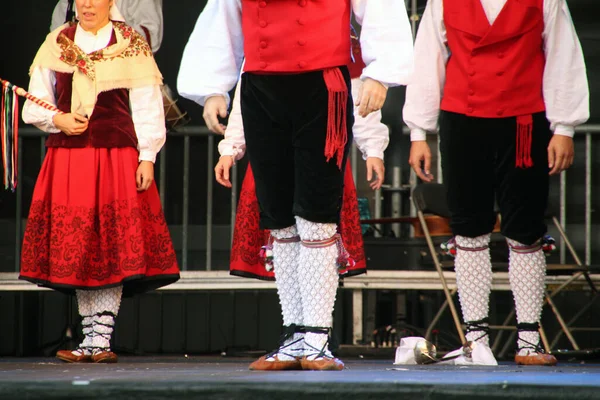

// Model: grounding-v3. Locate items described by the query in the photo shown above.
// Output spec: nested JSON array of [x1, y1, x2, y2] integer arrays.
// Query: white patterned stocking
[[75, 290, 94, 355], [507, 238, 547, 355], [454, 234, 493, 346], [269, 225, 303, 361], [90, 286, 123, 353], [295, 216, 339, 360]]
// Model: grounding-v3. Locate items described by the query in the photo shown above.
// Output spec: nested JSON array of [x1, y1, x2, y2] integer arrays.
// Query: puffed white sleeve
[[542, 0, 589, 137], [21, 66, 61, 134], [351, 0, 414, 87], [218, 77, 246, 160], [177, 0, 244, 107], [402, 0, 449, 141], [350, 78, 389, 160], [129, 84, 166, 163]]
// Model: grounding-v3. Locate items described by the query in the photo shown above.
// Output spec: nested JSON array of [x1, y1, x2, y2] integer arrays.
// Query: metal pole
[[14, 140, 23, 272], [585, 133, 592, 265], [391, 167, 401, 236], [351, 144, 358, 184], [182, 136, 190, 270], [230, 163, 238, 246], [559, 171, 567, 264], [40, 137, 46, 160], [410, 0, 418, 39], [352, 289, 363, 345], [374, 188, 382, 237], [206, 135, 215, 271], [437, 136, 443, 184], [159, 146, 167, 208]]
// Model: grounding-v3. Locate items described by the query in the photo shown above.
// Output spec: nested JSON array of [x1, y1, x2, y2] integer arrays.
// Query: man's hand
[[409, 141, 434, 182], [53, 113, 88, 135], [355, 78, 387, 118], [203, 95, 228, 135], [548, 135, 574, 176], [214, 155, 235, 188], [366, 157, 385, 190], [136, 161, 155, 192]]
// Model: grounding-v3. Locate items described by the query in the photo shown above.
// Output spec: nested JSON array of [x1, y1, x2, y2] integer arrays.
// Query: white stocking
[[269, 225, 303, 360], [296, 216, 339, 360], [90, 286, 123, 353], [507, 238, 546, 355], [75, 290, 94, 356], [454, 234, 493, 346]]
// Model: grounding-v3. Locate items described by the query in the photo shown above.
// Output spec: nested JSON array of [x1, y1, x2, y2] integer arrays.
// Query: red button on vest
[[242, 0, 351, 73]]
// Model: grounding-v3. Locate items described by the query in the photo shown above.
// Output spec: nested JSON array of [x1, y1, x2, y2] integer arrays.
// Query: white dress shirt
[[219, 77, 390, 160], [22, 22, 166, 163], [177, 0, 414, 107], [50, 0, 164, 52], [403, 0, 589, 141]]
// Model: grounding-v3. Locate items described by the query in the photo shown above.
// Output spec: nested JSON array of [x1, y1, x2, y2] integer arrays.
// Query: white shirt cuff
[[410, 128, 428, 142], [553, 124, 575, 138], [365, 150, 384, 160], [139, 149, 157, 163], [46, 111, 60, 133]]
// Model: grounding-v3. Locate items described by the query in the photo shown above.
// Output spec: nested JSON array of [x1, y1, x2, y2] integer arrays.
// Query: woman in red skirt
[[19, 0, 179, 363]]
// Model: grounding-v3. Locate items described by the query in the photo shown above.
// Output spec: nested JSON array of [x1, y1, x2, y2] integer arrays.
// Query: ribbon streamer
[[0, 77, 64, 191]]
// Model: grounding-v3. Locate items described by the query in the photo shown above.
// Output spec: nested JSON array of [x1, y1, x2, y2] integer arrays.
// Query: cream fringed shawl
[[29, 21, 163, 117]]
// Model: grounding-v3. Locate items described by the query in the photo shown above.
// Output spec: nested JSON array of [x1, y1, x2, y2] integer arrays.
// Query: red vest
[[46, 24, 138, 149], [241, 0, 352, 73], [440, 0, 546, 118]]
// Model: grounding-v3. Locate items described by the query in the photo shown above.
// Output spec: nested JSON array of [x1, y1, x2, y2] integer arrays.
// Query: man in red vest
[[405, 0, 589, 366], [220, 33, 384, 284], [178, 2, 414, 370]]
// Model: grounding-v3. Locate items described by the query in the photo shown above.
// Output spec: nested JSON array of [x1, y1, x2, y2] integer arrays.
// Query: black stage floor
[[1, 357, 600, 399]]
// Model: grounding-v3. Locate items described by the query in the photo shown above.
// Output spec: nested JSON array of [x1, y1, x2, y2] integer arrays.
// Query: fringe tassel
[[259, 235, 275, 272], [322, 68, 348, 170], [1, 83, 18, 191], [301, 233, 356, 274], [515, 114, 533, 169]]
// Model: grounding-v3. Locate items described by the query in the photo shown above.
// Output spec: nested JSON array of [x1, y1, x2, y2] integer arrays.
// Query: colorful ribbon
[[0, 77, 64, 191]]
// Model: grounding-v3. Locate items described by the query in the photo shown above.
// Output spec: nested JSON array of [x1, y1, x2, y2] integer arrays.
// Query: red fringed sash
[[323, 67, 348, 169]]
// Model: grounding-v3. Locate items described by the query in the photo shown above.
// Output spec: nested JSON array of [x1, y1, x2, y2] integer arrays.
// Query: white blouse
[[403, 0, 589, 141], [177, 0, 414, 107], [22, 22, 166, 163], [219, 77, 390, 161]]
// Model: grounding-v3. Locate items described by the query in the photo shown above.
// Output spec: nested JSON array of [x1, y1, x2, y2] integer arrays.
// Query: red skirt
[[230, 164, 366, 281], [19, 147, 180, 296]]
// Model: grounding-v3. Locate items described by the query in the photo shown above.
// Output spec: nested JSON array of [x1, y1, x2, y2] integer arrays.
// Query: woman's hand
[[214, 156, 235, 188], [52, 113, 88, 135], [136, 161, 155, 191]]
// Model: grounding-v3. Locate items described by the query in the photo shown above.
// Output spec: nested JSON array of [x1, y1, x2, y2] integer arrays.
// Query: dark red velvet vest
[[241, 0, 352, 73], [46, 24, 138, 149]]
